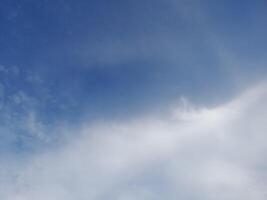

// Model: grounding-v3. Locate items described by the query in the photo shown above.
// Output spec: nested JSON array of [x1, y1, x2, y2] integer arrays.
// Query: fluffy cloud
[[1, 82, 267, 200]]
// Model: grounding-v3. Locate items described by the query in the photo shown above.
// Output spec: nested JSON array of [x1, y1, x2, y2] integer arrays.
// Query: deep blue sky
[[1, 1, 267, 199], [0, 0, 267, 152]]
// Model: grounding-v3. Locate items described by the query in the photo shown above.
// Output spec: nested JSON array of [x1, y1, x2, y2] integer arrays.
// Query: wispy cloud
[[1, 1, 267, 199], [1, 82, 267, 200]]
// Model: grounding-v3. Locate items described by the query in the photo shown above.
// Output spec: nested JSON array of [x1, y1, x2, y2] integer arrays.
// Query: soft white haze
[[1, 82, 267, 200]]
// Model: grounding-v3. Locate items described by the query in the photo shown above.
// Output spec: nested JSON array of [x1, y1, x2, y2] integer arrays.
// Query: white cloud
[[1, 82, 267, 199]]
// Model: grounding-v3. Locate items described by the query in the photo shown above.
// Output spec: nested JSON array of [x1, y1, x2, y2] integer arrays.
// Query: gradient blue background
[[0, 0, 267, 153]]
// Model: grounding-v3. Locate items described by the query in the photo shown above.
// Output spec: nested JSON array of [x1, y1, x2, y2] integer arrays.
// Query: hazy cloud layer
[[1, 82, 267, 200], [1, 1, 267, 199]]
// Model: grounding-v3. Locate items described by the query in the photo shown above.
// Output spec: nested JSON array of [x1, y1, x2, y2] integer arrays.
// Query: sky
[[0, 0, 267, 199]]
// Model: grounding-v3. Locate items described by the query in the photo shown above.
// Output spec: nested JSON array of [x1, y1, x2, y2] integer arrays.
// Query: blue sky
[[0, 0, 267, 199]]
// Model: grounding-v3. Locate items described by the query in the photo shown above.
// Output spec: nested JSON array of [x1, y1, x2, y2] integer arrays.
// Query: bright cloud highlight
[[1, 82, 267, 200]]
